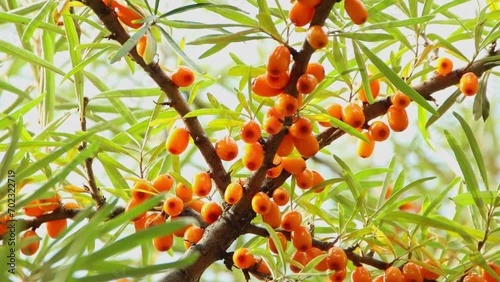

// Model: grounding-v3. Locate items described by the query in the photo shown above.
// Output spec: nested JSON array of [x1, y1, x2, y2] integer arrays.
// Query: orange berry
[[165, 127, 190, 155], [435, 57, 453, 75], [136, 34, 147, 57], [46, 218, 67, 238], [483, 262, 500, 282], [357, 131, 375, 158], [152, 173, 174, 193], [131, 180, 153, 202], [464, 273, 486, 282], [311, 170, 325, 193], [20, 230, 40, 256], [201, 201, 222, 224], [215, 136, 239, 161], [281, 210, 302, 232], [192, 171, 212, 197], [358, 76, 380, 103], [268, 232, 287, 254], [420, 259, 440, 280], [289, 117, 313, 139], [114, 2, 143, 29], [319, 103, 343, 127], [254, 260, 272, 278], [282, 157, 306, 175], [267, 46, 291, 76], [163, 196, 184, 217], [296, 169, 314, 189], [272, 187, 290, 206], [298, 0, 322, 7], [134, 212, 149, 231], [233, 248, 256, 269], [368, 121, 390, 142], [171, 66, 195, 87], [402, 262, 423, 282], [391, 91, 411, 108], [291, 225, 312, 251], [276, 133, 294, 157], [263, 114, 284, 135], [460, 72, 479, 96], [175, 182, 193, 203], [387, 105, 409, 132], [183, 225, 204, 249], [293, 133, 319, 158], [153, 233, 174, 252], [187, 199, 205, 213], [306, 247, 329, 271], [289, 1, 315, 27], [24, 200, 45, 217], [224, 182, 244, 205], [266, 72, 290, 89], [329, 268, 347, 282], [266, 155, 283, 179], [242, 142, 264, 171], [344, 0, 368, 25], [126, 197, 146, 221], [307, 25, 328, 50], [252, 75, 283, 97], [385, 266, 404, 282], [351, 266, 372, 282], [63, 202, 81, 219], [241, 120, 262, 143], [373, 275, 385, 282], [275, 93, 299, 117], [296, 73, 319, 94], [342, 102, 365, 128], [252, 192, 272, 215], [306, 62, 325, 83], [290, 250, 308, 273], [170, 215, 192, 237], [326, 246, 347, 271], [262, 201, 281, 228], [39, 193, 61, 212], [144, 213, 165, 229]]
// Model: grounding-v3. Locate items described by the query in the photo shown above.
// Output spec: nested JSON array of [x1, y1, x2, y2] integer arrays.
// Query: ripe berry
[[144, 213, 165, 229], [326, 246, 347, 271], [267, 46, 291, 76], [319, 103, 343, 127], [262, 201, 281, 228], [153, 233, 174, 252], [298, 0, 322, 7], [39, 194, 61, 212], [252, 192, 272, 215], [272, 187, 290, 206], [266, 72, 290, 89], [289, 1, 315, 27], [163, 196, 184, 217], [296, 73, 318, 94], [24, 200, 45, 217], [136, 34, 147, 57], [306, 62, 325, 83], [357, 131, 375, 158], [152, 173, 174, 193], [435, 57, 453, 75], [165, 127, 190, 155], [0, 215, 11, 235], [192, 171, 212, 197], [242, 142, 264, 171], [342, 102, 365, 128], [20, 230, 40, 256], [114, 2, 143, 29], [282, 157, 306, 175], [233, 248, 256, 269], [464, 273, 486, 282], [311, 170, 325, 193], [385, 266, 404, 282], [483, 262, 500, 282], [266, 155, 283, 179], [131, 180, 153, 202], [215, 136, 238, 161], [170, 216, 192, 237], [387, 105, 409, 132], [188, 199, 205, 213], [46, 218, 67, 238], [268, 232, 287, 254], [134, 212, 149, 231], [183, 225, 204, 249], [175, 182, 193, 203], [275, 93, 299, 117], [344, 0, 368, 25], [252, 75, 283, 97], [171, 66, 195, 87], [293, 133, 319, 158], [291, 225, 312, 251], [276, 134, 294, 157], [224, 182, 244, 205], [290, 250, 308, 273], [296, 169, 314, 189], [358, 76, 380, 103], [351, 266, 372, 282], [281, 210, 302, 232], [241, 120, 262, 143], [391, 91, 411, 108], [460, 72, 479, 96], [420, 259, 440, 280], [329, 268, 347, 282], [402, 262, 423, 282], [289, 117, 313, 139], [307, 25, 328, 50], [369, 121, 390, 142], [126, 197, 146, 221], [306, 247, 329, 271], [201, 201, 222, 224], [263, 113, 284, 135]]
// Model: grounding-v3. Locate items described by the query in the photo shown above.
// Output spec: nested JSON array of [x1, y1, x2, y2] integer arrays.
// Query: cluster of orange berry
[[103, 0, 144, 29], [289, 0, 368, 27], [435, 57, 479, 96], [462, 262, 500, 282]]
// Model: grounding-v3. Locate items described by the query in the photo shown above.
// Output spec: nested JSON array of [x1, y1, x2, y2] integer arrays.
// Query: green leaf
[[158, 26, 202, 73], [452, 190, 497, 206], [336, 32, 394, 42], [426, 89, 461, 128], [110, 24, 149, 64], [473, 71, 490, 121], [183, 108, 243, 118], [91, 88, 163, 99], [352, 41, 374, 104], [256, 0, 281, 40], [0, 93, 45, 130], [61, 47, 112, 83], [426, 33, 468, 61], [159, 3, 225, 18], [20, 0, 54, 43], [360, 16, 435, 31], [0, 11, 64, 35], [0, 117, 22, 186]]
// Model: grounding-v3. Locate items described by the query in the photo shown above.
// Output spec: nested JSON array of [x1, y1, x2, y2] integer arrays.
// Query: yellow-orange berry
[[344, 0, 368, 25], [268, 232, 287, 254], [435, 57, 453, 75], [266, 72, 290, 89], [391, 91, 411, 108], [171, 215, 192, 237], [311, 170, 325, 193], [175, 182, 193, 203], [114, 2, 143, 29], [131, 180, 154, 202], [201, 201, 222, 224], [290, 250, 308, 273], [252, 75, 283, 97], [402, 262, 423, 282], [275, 94, 298, 117], [306, 247, 329, 272], [326, 246, 347, 271], [242, 142, 264, 171], [289, 1, 315, 27], [296, 73, 318, 94], [281, 210, 302, 232], [307, 25, 328, 50], [126, 197, 146, 222], [224, 182, 244, 205], [329, 268, 347, 282], [483, 262, 500, 282], [152, 173, 174, 193], [267, 46, 291, 76], [144, 213, 165, 229], [276, 134, 294, 157], [291, 225, 312, 251], [460, 72, 479, 96], [241, 120, 262, 143], [153, 233, 174, 252], [20, 230, 40, 256], [252, 192, 272, 215], [282, 157, 306, 175], [387, 105, 409, 132], [293, 133, 319, 158], [133, 212, 149, 231], [171, 66, 195, 87], [46, 218, 67, 239], [420, 259, 440, 280], [464, 273, 486, 282], [262, 201, 281, 228], [165, 127, 190, 155], [24, 200, 45, 217], [233, 248, 256, 269], [188, 199, 205, 213], [342, 102, 365, 128], [215, 136, 239, 161], [296, 169, 314, 189], [357, 131, 375, 158], [385, 266, 404, 282], [351, 266, 372, 282], [289, 117, 313, 139], [358, 76, 380, 103], [368, 121, 390, 142], [163, 196, 184, 217], [136, 34, 147, 57], [319, 103, 343, 127], [266, 155, 283, 179], [306, 62, 325, 83], [192, 171, 212, 197], [183, 225, 204, 249], [272, 187, 290, 206], [39, 194, 61, 212], [263, 113, 284, 135]]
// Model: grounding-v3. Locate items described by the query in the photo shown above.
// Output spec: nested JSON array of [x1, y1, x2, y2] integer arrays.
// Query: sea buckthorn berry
[[351, 266, 372, 282], [46, 218, 67, 238], [242, 142, 264, 171], [252, 75, 283, 97], [0, 215, 10, 235], [170, 216, 192, 237], [233, 248, 256, 269], [136, 34, 147, 57], [272, 187, 290, 206], [275, 94, 299, 117], [385, 266, 404, 282], [435, 57, 453, 75], [268, 232, 287, 254], [282, 157, 306, 175], [387, 105, 409, 132], [114, 2, 143, 29], [184, 226, 204, 249], [165, 127, 190, 155], [153, 233, 174, 252], [21, 230, 40, 256], [289, 1, 315, 27], [289, 117, 313, 139], [39, 194, 61, 212], [134, 212, 149, 231], [291, 225, 312, 251], [420, 259, 440, 280], [201, 201, 222, 224], [306, 62, 325, 83], [224, 182, 244, 205], [241, 120, 261, 143], [281, 210, 302, 232], [192, 171, 212, 197], [63, 201, 81, 219], [306, 247, 329, 271], [277, 134, 294, 157], [175, 182, 193, 203], [144, 213, 165, 229], [311, 170, 325, 193], [171, 66, 195, 87], [188, 199, 205, 213], [266, 155, 283, 179], [266, 72, 290, 89], [391, 91, 411, 108], [307, 25, 328, 50], [344, 0, 368, 25], [254, 260, 271, 278], [263, 114, 283, 135], [298, 0, 322, 7], [293, 133, 319, 158], [399, 201, 421, 213], [373, 275, 385, 282], [296, 169, 314, 189], [319, 103, 343, 127], [24, 200, 45, 217], [358, 76, 380, 103], [369, 121, 390, 142], [329, 268, 347, 282], [163, 196, 184, 217], [460, 72, 479, 96], [464, 273, 486, 282], [252, 192, 272, 215], [267, 46, 291, 76], [215, 136, 238, 161], [483, 262, 500, 282], [262, 201, 281, 228], [131, 180, 153, 202], [357, 131, 375, 158], [290, 250, 308, 273], [342, 102, 365, 128], [126, 197, 146, 221], [296, 73, 319, 94], [402, 262, 423, 282], [326, 246, 347, 271], [152, 173, 174, 193]]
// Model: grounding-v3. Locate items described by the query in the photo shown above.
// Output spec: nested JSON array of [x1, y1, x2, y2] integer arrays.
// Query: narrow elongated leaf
[[426, 89, 461, 128], [426, 33, 468, 61], [61, 47, 112, 83], [0, 93, 45, 130], [361, 16, 434, 31], [337, 32, 394, 42], [158, 26, 202, 73], [110, 24, 149, 64], [352, 41, 374, 104], [91, 88, 163, 99], [256, 0, 281, 40], [21, 0, 54, 43], [183, 108, 243, 118], [0, 118, 22, 186]]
